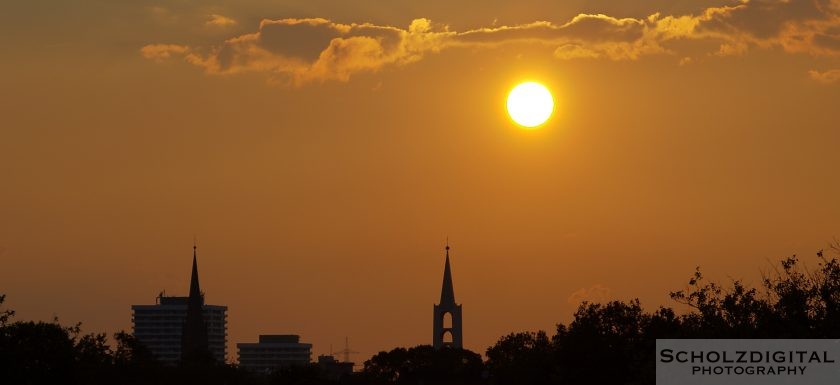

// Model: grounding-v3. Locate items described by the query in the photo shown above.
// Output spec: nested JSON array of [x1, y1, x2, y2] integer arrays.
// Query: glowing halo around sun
[[506, 82, 554, 128]]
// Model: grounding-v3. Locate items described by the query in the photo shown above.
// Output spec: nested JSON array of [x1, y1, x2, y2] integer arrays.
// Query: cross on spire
[[440, 241, 456, 305]]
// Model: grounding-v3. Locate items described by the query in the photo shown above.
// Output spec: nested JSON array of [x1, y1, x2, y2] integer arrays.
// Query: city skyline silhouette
[[129, 242, 469, 364]]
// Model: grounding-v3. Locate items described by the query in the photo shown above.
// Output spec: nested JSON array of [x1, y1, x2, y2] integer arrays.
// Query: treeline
[[486, 252, 840, 385], [0, 302, 252, 385], [3, 252, 840, 385]]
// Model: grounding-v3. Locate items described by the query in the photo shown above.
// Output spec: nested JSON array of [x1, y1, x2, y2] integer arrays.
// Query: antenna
[[334, 336, 359, 363]]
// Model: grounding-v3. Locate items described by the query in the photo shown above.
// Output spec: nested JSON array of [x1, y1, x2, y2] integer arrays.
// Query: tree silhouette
[[0, 320, 77, 385], [553, 300, 653, 385], [0, 294, 14, 326], [364, 345, 485, 385], [486, 331, 553, 385]]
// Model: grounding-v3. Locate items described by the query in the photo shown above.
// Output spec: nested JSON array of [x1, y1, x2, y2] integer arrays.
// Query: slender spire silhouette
[[440, 242, 456, 305], [189, 243, 201, 301], [181, 242, 211, 364]]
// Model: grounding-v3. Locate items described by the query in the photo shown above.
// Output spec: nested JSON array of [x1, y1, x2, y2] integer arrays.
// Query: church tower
[[181, 244, 212, 364], [433, 243, 463, 349]]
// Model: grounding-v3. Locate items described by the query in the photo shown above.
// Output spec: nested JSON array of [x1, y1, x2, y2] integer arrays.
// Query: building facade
[[238, 335, 312, 373], [131, 246, 227, 363], [317, 355, 354, 380], [433, 244, 463, 349]]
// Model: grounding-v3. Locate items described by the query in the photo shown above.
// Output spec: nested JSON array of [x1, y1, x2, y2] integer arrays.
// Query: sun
[[506, 82, 554, 128]]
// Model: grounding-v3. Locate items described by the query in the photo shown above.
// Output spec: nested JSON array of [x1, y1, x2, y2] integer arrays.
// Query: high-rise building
[[131, 246, 227, 363], [433, 243, 463, 349], [237, 335, 313, 373]]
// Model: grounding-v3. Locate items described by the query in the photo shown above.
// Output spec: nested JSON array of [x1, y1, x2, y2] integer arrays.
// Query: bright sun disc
[[507, 82, 554, 128]]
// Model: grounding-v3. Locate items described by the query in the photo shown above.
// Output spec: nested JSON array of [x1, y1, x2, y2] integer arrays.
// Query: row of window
[[131, 314, 227, 322], [240, 356, 310, 360], [145, 347, 226, 354], [239, 351, 311, 356], [138, 341, 227, 348], [137, 339, 226, 344], [239, 348, 311, 353], [240, 360, 310, 365], [133, 312, 226, 317], [135, 327, 227, 333]]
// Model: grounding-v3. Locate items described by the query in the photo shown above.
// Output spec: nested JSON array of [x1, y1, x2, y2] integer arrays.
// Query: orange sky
[[2, 0, 840, 363]]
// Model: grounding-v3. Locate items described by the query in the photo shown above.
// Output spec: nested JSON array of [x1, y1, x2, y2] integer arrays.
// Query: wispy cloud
[[207, 14, 237, 27], [140, 44, 190, 61], [141, 0, 840, 85], [568, 284, 612, 305], [809, 68, 840, 83]]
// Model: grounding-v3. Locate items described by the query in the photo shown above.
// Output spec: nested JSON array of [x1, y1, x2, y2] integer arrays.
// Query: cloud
[[809, 68, 840, 83], [152, 18, 450, 85], [568, 284, 612, 305], [452, 14, 663, 61], [147, 6, 178, 24], [207, 14, 237, 27], [688, 0, 840, 56], [142, 0, 840, 85], [140, 44, 190, 61]]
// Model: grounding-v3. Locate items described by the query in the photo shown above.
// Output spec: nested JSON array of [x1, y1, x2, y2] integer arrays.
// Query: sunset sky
[[2, 0, 840, 362]]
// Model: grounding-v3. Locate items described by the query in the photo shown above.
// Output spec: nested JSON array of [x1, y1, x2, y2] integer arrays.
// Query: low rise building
[[317, 355, 354, 380], [238, 334, 312, 373]]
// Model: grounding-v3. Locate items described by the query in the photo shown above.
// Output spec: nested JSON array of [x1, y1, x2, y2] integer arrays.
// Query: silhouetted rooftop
[[159, 296, 189, 305], [258, 335, 301, 344]]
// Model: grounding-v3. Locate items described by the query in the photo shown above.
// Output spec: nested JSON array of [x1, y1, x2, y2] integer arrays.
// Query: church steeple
[[188, 244, 202, 303], [433, 242, 463, 349], [181, 242, 211, 364], [440, 244, 455, 305]]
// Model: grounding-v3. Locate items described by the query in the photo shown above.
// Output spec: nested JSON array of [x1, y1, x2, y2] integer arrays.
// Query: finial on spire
[[439, 238, 456, 304], [188, 240, 203, 303]]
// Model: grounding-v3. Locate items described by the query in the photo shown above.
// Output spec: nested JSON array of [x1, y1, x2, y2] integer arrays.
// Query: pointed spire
[[182, 241, 210, 363], [189, 242, 202, 302], [440, 242, 456, 304]]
